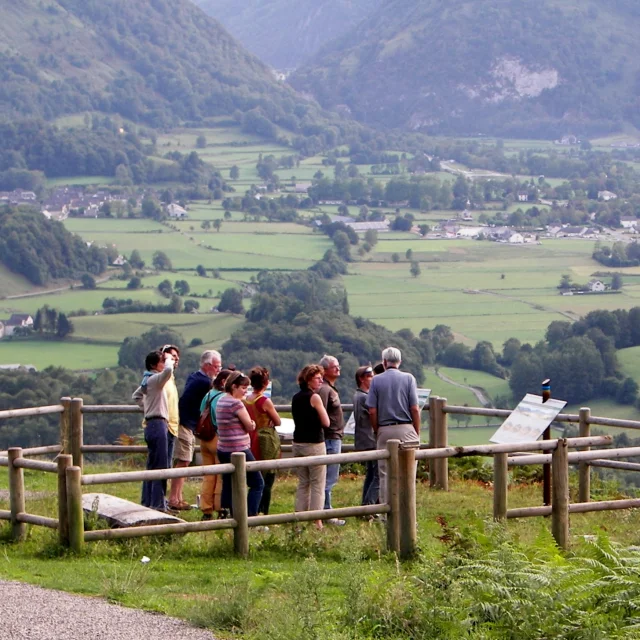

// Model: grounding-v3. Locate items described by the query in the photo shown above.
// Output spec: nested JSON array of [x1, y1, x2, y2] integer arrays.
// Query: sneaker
[[201, 513, 213, 521], [326, 518, 346, 526]]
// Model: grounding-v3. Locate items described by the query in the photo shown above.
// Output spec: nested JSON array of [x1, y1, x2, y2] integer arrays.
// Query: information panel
[[489, 394, 566, 444]]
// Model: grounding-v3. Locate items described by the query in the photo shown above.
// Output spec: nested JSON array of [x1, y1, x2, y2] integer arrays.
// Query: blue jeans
[[167, 431, 175, 464], [218, 449, 265, 517], [362, 460, 380, 506], [324, 438, 341, 510], [142, 419, 169, 510]]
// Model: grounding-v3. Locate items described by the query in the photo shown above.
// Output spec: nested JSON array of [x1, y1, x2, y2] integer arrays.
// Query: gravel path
[[0, 580, 216, 639]]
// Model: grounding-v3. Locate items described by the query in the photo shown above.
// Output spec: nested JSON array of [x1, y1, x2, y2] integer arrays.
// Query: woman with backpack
[[198, 369, 232, 521], [243, 366, 281, 515]]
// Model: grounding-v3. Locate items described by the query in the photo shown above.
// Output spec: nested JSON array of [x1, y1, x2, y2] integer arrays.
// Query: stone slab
[[83, 493, 185, 527]]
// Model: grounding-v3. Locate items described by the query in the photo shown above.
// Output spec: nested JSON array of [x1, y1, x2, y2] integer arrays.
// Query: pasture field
[[0, 340, 117, 369], [62, 221, 326, 270], [45, 175, 114, 187], [72, 312, 245, 350], [1, 287, 169, 316], [0, 265, 37, 298], [345, 238, 640, 346], [618, 345, 640, 381], [437, 366, 511, 401]]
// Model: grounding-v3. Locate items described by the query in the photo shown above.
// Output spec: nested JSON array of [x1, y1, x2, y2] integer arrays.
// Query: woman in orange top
[[243, 366, 281, 515]]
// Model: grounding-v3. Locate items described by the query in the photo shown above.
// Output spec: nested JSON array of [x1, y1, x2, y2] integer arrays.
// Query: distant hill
[[289, 0, 640, 137], [193, 0, 381, 69], [0, 0, 349, 141]]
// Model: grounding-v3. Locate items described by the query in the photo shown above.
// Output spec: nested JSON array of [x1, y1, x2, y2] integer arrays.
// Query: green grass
[[0, 264, 36, 297], [1, 462, 640, 638], [0, 340, 117, 369], [344, 238, 640, 347], [71, 312, 245, 348], [46, 176, 114, 187]]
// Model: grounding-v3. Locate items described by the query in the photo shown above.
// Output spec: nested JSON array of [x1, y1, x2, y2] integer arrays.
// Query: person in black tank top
[[291, 365, 330, 530]]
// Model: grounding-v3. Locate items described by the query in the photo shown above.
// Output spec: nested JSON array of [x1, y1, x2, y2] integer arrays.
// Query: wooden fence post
[[231, 452, 249, 558], [59, 397, 71, 455], [385, 439, 401, 555], [433, 397, 449, 490], [57, 454, 73, 547], [551, 439, 570, 550], [398, 445, 417, 560], [8, 448, 26, 542], [428, 396, 439, 487], [70, 397, 84, 471], [66, 465, 84, 553], [493, 452, 508, 520], [578, 407, 591, 503]]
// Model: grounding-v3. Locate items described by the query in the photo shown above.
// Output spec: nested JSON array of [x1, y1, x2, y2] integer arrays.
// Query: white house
[[507, 232, 525, 244], [620, 217, 638, 229], [111, 255, 127, 266], [4, 314, 34, 337], [166, 203, 188, 219], [598, 190, 617, 201], [588, 280, 606, 292]]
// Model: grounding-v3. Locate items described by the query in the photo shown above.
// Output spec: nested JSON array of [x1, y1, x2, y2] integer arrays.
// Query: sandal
[[168, 500, 192, 511]]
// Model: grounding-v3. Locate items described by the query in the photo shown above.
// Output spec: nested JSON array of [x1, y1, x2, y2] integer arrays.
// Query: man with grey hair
[[317, 354, 346, 525], [167, 350, 222, 510], [366, 346, 420, 504]]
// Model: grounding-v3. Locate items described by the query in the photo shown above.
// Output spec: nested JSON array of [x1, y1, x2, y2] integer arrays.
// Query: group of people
[[291, 347, 420, 529], [132, 344, 421, 529]]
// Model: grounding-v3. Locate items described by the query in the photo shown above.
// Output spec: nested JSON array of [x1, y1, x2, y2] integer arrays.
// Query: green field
[[0, 340, 117, 369], [344, 238, 640, 346]]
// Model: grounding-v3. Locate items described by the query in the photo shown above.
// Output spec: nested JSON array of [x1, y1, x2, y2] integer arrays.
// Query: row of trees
[[32, 306, 74, 339]]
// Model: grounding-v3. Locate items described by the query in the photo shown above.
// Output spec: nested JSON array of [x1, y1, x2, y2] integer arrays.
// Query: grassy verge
[[2, 463, 640, 638]]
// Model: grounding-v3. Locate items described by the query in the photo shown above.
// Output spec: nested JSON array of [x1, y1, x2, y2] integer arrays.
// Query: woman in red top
[[243, 366, 281, 515]]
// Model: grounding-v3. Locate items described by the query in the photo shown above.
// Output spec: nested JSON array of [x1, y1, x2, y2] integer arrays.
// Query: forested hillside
[[290, 0, 640, 137], [0, 0, 359, 145], [0, 207, 109, 285], [194, 0, 380, 69]]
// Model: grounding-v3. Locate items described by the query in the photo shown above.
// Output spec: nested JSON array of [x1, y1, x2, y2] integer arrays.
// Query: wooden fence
[[1, 396, 640, 557]]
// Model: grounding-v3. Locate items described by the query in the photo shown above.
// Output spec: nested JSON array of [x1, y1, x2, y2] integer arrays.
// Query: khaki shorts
[[173, 424, 196, 462]]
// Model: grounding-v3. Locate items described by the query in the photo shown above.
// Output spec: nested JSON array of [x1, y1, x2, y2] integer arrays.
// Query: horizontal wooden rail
[[415, 435, 611, 461], [16, 513, 58, 529], [85, 516, 235, 541], [588, 460, 640, 472], [20, 445, 62, 456], [0, 509, 10, 521], [0, 405, 64, 420], [507, 506, 552, 518], [248, 503, 389, 527], [82, 445, 151, 454], [246, 449, 387, 473], [82, 463, 235, 486], [0, 457, 7, 468], [509, 445, 640, 466], [585, 416, 640, 430], [81, 405, 142, 414], [12, 459, 57, 473], [84, 504, 390, 542], [569, 498, 640, 513]]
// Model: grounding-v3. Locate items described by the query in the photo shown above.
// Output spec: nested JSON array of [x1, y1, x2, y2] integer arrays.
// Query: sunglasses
[[162, 344, 180, 355]]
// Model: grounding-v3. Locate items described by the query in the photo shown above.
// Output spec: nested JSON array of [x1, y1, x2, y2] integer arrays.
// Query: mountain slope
[[193, 0, 381, 69], [289, 0, 640, 137], [0, 0, 335, 135]]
